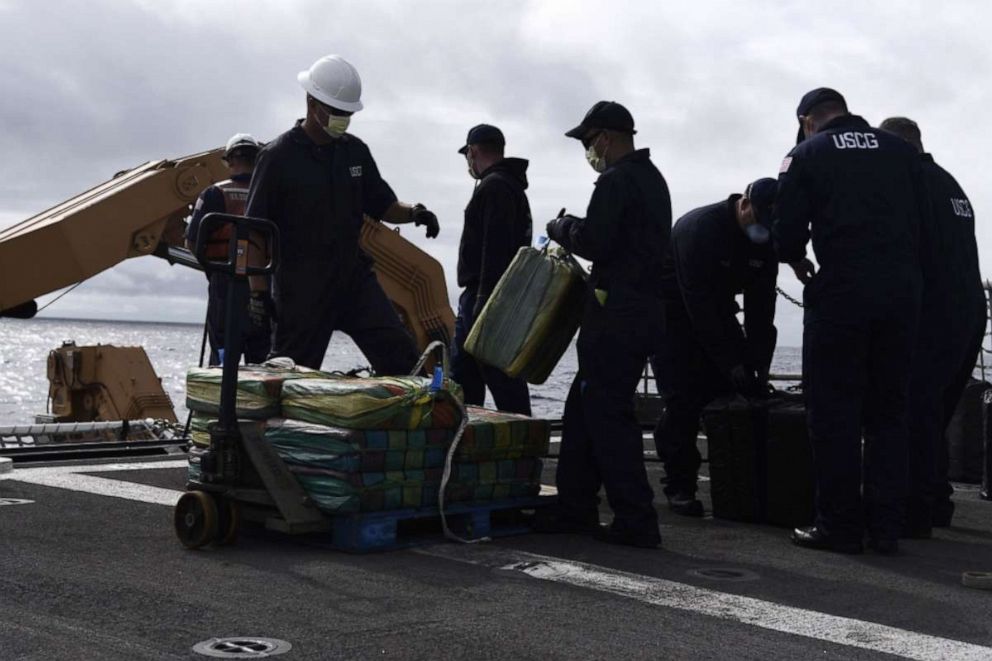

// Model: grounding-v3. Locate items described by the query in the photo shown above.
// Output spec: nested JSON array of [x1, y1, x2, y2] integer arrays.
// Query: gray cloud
[[2, 0, 990, 346]]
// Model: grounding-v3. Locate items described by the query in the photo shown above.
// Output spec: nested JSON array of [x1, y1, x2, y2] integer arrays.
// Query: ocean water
[[0, 317, 803, 425]]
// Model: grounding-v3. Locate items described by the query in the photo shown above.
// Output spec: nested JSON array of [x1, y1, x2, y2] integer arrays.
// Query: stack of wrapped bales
[[185, 362, 549, 514]]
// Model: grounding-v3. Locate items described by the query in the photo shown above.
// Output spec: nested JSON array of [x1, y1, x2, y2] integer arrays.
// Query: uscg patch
[[350, 166, 363, 177]]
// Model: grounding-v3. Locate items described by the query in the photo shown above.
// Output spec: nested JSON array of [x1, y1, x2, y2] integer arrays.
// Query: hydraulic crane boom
[[0, 148, 455, 355], [0, 149, 228, 314]]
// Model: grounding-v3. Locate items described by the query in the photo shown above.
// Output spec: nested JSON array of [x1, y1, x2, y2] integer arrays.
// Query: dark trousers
[[803, 284, 920, 542], [451, 288, 531, 415], [907, 302, 986, 525], [556, 304, 659, 537], [651, 301, 732, 497], [206, 274, 270, 366], [271, 264, 419, 374]]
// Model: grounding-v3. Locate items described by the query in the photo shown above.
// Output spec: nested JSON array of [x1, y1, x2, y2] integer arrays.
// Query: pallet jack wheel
[[214, 497, 241, 546], [174, 491, 219, 549]]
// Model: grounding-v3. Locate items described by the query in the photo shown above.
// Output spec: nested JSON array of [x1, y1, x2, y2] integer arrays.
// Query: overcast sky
[[1, 0, 989, 346]]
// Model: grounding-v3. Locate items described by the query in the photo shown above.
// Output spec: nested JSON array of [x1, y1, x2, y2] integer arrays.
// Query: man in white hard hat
[[187, 133, 271, 365], [246, 54, 440, 372]]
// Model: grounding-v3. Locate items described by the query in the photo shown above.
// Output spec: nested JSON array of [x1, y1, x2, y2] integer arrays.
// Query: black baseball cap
[[795, 87, 846, 144], [745, 177, 778, 227], [458, 124, 505, 154], [565, 101, 637, 139]]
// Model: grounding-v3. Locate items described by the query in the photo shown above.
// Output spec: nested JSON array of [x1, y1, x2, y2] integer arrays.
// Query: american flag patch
[[779, 156, 793, 174]]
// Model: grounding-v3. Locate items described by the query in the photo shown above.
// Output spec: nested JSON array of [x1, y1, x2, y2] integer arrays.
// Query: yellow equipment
[[47, 341, 177, 423], [0, 148, 456, 359], [0, 149, 228, 313]]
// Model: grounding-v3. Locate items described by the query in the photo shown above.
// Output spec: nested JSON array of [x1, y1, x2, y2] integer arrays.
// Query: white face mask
[[746, 223, 770, 244], [585, 134, 607, 173]]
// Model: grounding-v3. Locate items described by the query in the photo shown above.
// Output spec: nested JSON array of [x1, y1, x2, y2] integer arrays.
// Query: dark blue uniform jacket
[[664, 195, 778, 376], [457, 157, 533, 316], [555, 149, 672, 318], [775, 114, 931, 314], [245, 121, 397, 287]]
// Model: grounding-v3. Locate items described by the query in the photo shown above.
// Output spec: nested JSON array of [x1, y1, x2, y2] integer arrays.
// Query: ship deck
[[1, 446, 990, 660]]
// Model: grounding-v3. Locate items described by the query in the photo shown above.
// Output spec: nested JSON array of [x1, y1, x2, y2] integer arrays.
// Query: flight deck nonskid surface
[[1, 452, 990, 661]]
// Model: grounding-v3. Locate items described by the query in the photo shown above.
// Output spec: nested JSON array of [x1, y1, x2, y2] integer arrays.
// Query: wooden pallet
[[327, 495, 554, 553]]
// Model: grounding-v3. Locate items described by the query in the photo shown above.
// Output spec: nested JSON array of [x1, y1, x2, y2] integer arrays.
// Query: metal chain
[[776, 286, 804, 309]]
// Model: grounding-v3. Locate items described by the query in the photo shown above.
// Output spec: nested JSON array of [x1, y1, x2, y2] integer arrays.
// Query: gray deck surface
[[1, 449, 990, 661]]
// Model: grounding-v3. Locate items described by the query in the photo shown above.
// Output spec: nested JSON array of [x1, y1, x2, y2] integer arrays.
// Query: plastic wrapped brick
[[465, 246, 585, 384], [189, 414, 213, 447], [264, 408, 549, 471], [280, 375, 463, 430], [287, 459, 543, 513], [185, 359, 322, 419]]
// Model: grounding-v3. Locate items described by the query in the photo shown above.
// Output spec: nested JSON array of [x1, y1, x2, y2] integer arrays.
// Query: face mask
[[746, 223, 770, 244], [585, 134, 607, 173], [323, 114, 350, 139], [316, 104, 350, 139]]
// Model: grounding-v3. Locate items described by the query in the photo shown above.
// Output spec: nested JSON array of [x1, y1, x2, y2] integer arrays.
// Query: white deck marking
[[7, 460, 187, 506], [7, 461, 992, 657], [417, 545, 992, 661]]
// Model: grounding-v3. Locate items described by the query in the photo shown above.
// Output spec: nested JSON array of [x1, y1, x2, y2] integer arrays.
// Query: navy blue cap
[[458, 124, 505, 154], [795, 87, 846, 144], [565, 101, 637, 139], [745, 177, 778, 227]]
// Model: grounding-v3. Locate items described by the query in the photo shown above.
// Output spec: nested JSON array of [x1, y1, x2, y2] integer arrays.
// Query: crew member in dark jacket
[[245, 54, 440, 372], [880, 116, 987, 533], [544, 101, 672, 548], [776, 88, 930, 555], [653, 178, 779, 517], [186, 133, 271, 365], [452, 124, 533, 414]]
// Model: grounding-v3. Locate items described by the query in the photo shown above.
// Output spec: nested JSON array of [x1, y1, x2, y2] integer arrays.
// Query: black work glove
[[546, 216, 572, 244], [411, 203, 440, 239], [729, 364, 760, 397], [247, 291, 274, 329]]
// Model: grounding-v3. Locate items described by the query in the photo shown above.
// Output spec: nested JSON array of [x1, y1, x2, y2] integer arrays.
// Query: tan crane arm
[[0, 148, 455, 358]]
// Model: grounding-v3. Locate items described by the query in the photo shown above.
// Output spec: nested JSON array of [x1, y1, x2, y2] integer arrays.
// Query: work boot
[[791, 526, 863, 554], [666, 491, 704, 518]]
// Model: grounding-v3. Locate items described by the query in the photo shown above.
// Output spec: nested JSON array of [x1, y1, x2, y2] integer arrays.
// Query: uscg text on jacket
[[831, 132, 879, 150]]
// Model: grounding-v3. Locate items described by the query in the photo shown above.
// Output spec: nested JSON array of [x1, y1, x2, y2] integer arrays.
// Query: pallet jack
[[173, 212, 330, 548]]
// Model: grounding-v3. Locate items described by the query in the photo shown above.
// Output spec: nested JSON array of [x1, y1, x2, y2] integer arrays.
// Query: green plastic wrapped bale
[[189, 414, 213, 447], [262, 408, 549, 472], [281, 376, 464, 430], [287, 459, 543, 513], [185, 361, 322, 419], [465, 246, 586, 384]]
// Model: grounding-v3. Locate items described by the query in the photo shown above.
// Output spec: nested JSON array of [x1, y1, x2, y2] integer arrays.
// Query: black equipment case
[[701, 392, 814, 528]]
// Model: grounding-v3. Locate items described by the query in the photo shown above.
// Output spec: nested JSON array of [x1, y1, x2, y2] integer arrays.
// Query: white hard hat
[[224, 133, 261, 158], [297, 54, 363, 113]]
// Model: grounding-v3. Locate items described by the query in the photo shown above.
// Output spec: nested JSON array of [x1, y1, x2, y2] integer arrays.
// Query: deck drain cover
[[193, 637, 291, 658], [0, 498, 34, 506], [687, 567, 760, 582]]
